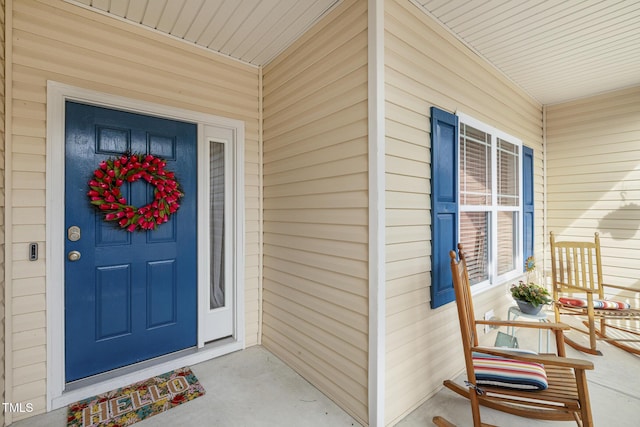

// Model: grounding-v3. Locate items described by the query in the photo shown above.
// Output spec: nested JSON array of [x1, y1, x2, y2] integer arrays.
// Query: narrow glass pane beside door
[[210, 141, 225, 310]]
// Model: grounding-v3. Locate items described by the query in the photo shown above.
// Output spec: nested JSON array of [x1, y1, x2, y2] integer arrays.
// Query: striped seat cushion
[[472, 350, 548, 391], [559, 297, 630, 310]]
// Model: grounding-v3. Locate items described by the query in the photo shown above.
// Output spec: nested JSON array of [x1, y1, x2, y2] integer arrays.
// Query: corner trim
[[368, 0, 385, 425]]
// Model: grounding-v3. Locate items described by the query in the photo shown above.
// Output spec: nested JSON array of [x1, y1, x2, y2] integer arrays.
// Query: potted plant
[[509, 256, 552, 315], [510, 280, 552, 315]]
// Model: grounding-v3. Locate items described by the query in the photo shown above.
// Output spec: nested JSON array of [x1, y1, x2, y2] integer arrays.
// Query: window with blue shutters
[[431, 108, 532, 307]]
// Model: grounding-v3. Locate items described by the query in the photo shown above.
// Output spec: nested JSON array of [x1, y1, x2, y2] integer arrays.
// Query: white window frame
[[457, 112, 524, 293]]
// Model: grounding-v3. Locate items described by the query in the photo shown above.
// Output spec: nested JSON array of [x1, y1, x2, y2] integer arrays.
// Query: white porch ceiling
[[68, 0, 342, 66], [69, 0, 640, 105], [414, 0, 640, 105]]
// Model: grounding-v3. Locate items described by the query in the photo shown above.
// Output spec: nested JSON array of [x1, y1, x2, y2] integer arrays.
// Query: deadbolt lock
[[68, 226, 81, 242]]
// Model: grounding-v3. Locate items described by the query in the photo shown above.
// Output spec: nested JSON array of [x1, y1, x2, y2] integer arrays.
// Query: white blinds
[[498, 138, 519, 206], [460, 123, 491, 205], [458, 117, 521, 286], [497, 211, 516, 275], [460, 211, 489, 285]]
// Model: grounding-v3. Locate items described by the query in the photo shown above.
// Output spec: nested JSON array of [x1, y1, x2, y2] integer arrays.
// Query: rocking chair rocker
[[434, 244, 594, 427]]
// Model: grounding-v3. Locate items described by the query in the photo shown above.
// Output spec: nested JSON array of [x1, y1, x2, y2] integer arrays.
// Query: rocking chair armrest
[[476, 319, 569, 331], [532, 353, 594, 370], [602, 283, 640, 294], [471, 347, 594, 370]]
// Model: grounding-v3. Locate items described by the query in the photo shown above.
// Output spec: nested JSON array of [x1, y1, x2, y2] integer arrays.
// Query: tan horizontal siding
[[7, 0, 260, 419], [263, 282, 367, 353], [13, 345, 45, 369], [264, 255, 368, 299], [385, 15, 540, 138], [265, 233, 368, 261], [264, 221, 368, 243], [546, 86, 640, 290], [260, 321, 368, 419], [261, 0, 369, 423], [384, 0, 543, 424]]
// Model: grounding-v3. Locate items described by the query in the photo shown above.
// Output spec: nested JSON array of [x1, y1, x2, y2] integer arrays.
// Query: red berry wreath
[[87, 153, 183, 232]]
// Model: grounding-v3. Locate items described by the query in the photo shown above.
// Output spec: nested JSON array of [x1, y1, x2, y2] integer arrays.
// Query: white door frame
[[45, 81, 245, 410]]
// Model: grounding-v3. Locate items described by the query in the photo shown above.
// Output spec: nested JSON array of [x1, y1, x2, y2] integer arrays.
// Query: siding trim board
[[368, 1, 386, 425]]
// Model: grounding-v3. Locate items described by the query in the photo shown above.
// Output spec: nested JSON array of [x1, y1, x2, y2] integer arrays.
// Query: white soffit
[[414, 0, 640, 105], [68, 0, 342, 66]]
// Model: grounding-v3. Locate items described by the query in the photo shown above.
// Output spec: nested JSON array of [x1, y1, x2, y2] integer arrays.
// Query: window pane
[[210, 141, 225, 310], [460, 124, 491, 205], [460, 211, 489, 285], [497, 138, 519, 206], [497, 211, 516, 275]]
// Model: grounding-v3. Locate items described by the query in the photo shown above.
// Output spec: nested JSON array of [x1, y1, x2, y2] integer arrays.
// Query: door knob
[[68, 251, 81, 262]]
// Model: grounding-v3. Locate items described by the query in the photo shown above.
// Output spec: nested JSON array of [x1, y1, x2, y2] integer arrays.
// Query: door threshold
[[51, 337, 242, 410], [65, 347, 198, 392]]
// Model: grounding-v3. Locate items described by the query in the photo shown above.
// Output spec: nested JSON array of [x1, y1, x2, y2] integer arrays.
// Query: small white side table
[[507, 306, 550, 353]]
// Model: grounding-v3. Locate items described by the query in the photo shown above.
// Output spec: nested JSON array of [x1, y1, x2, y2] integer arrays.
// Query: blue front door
[[64, 101, 197, 382]]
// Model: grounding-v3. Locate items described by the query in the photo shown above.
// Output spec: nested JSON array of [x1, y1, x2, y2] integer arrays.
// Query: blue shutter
[[430, 107, 459, 309], [523, 145, 534, 270]]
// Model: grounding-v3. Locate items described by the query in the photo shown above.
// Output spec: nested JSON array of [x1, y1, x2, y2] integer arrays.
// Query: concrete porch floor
[[14, 327, 639, 427]]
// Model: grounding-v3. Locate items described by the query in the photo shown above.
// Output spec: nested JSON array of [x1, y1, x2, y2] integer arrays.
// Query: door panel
[[64, 101, 197, 382], [95, 264, 132, 340]]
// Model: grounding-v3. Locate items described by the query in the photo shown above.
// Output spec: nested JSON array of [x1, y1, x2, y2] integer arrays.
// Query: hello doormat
[[67, 367, 205, 427]]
